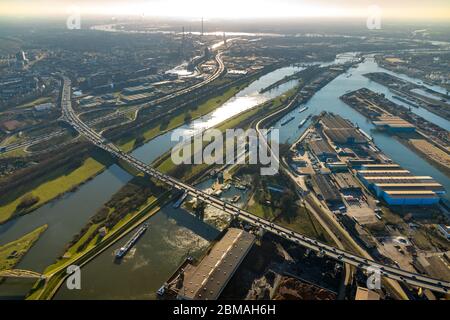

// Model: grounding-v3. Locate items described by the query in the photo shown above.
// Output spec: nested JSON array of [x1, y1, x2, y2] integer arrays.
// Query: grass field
[[0, 225, 47, 271], [0, 157, 107, 224]]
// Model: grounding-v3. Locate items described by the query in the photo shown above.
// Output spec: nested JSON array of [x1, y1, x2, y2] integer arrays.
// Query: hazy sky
[[1, 0, 450, 20]]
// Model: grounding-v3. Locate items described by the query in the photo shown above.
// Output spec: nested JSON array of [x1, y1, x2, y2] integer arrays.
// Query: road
[[59, 73, 450, 295]]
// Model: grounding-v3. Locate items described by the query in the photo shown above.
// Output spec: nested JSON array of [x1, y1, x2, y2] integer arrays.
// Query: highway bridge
[[60, 65, 450, 296]]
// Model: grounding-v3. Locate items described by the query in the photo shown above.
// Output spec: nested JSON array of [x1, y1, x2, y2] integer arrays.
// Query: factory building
[[356, 165, 444, 205]]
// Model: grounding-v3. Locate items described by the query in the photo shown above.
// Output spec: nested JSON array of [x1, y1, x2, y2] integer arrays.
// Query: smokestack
[[201, 17, 204, 36]]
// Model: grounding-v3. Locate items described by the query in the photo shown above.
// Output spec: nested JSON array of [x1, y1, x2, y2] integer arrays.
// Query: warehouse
[[310, 174, 342, 206], [357, 170, 411, 178], [309, 139, 337, 161], [324, 128, 366, 145], [359, 164, 401, 170], [383, 190, 440, 205], [177, 228, 255, 300], [362, 176, 435, 184], [333, 172, 361, 192], [373, 183, 445, 196], [357, 165, 445, 205], [321, 113, 354, 129]]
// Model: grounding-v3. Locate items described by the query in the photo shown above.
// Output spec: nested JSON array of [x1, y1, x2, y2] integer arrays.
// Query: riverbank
[[27, 193, 169, 300], [0, 152, 111, 224], [0, 225, 47, 272]]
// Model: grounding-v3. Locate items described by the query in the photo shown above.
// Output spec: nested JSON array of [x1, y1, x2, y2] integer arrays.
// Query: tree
[[16, 194, 40, 211]]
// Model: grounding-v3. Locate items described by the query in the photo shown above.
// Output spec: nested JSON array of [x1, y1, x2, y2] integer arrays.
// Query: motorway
[[2, 52, 225, 154], [60, 69, 450, 295]]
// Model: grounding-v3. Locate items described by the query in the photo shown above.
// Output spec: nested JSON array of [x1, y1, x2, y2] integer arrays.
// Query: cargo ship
[[281, 116, 295, 126], [115, 223, 148, 259]]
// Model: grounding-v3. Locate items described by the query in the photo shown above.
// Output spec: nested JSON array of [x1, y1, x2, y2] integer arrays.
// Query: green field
[[0, 225, 47, 271], [0, 157, 106, 224]]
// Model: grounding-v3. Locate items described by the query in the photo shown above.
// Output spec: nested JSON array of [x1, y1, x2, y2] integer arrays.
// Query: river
[[0, 63, 307, 299], [1, 53, 448, 299], [55, 54, 449, 299]]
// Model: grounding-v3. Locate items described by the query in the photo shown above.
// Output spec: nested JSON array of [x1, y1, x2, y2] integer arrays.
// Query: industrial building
[[310, 174, 342, 206], [372, 116, 416, 132], [357, 170, 411, 177], [309, 139, 337, 161], [324, 128, 366, 145], [326, 161, 348, 172], [437, 225, 450, 240], [321, 113, 354, 129], [177, 228, 255, 300], [123, 84, 155, 95], [320, 113, 367, 145], [356, 165, 445, 205], [121, 92, 156, 104], [359, 164, 401, 170], [333, 172, 361, 192], [355, 287, 380, 300]]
